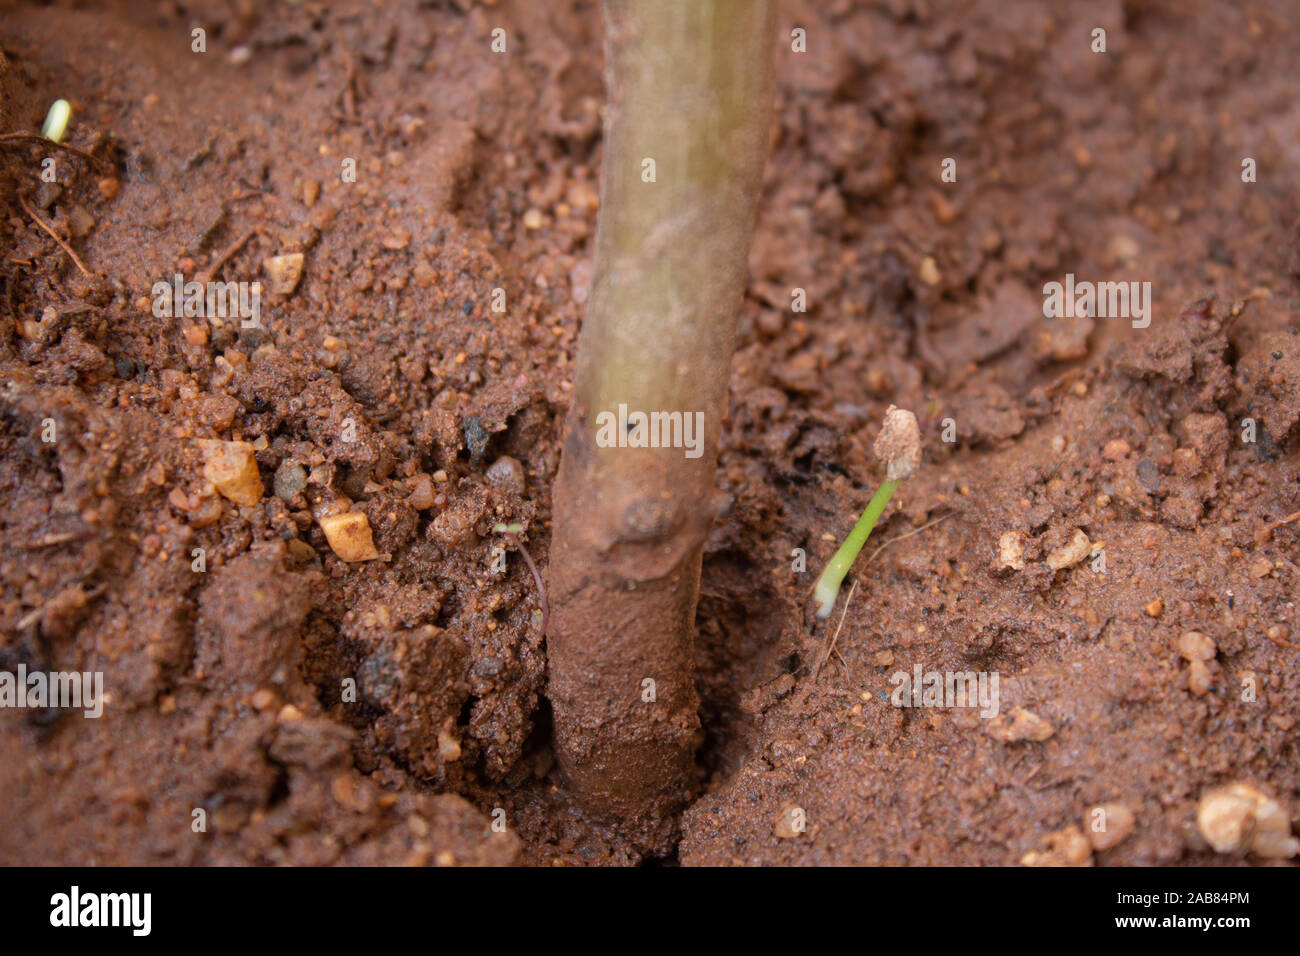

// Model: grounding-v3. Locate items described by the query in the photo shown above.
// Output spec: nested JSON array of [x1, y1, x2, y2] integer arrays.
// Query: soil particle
[[1086, 804, 1136, 852], [1021, 824, 1094, 867], [1196, 783, 1299, 859], [988, 706, 1056, 743], [194, 546, 314, 691]]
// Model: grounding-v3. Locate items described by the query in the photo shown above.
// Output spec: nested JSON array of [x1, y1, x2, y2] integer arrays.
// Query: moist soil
[[1, 0, 1297, 866]]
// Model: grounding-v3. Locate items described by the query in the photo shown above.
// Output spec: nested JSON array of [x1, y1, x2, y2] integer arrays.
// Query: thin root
[[814, 579, 857, 677], [810, 511, 952, 677], [18, 194, 91, 277], [0, 132, 110, 171], [199, 227, 260, 283], [505, 531, 549, 638]]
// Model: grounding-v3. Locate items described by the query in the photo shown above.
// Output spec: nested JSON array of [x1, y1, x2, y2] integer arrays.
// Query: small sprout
[[812, 405, 921, 618], [42, 99, 71, 143], [492, 523, 548, 636]]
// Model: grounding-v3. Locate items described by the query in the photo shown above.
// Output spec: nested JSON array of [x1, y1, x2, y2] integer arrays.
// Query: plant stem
[[813, 479, 899, 619], [546, 0, 775, 851]]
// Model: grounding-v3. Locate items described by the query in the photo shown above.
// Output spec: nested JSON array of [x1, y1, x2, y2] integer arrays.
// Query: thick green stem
[[813, 480, 899, 618]]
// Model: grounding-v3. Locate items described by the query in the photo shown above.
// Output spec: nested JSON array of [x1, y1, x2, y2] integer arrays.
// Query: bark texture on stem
[[547, 0, 775, 851]]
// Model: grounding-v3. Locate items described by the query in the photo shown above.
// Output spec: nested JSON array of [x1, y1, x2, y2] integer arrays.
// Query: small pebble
[[774, 805, 805, 839], [988, 707, 1055, 743], [1102, 439, 1130, 461], [1021, 824, 1092, 866], [1085, 803, 1135, 851], [1046, 529, 1091, 571], [406, 473, 436, 510], [319, 511, 382, 562], [274, 459, 307, 503], [1177, 631, 1216, 662], [917, 256, 941, 286], [263, 253, 305, 295], [485, 455, 526, 494], [997, 531, 1026, 571], [1197, 783, 1298, 859], [200, 440, 264, 506]]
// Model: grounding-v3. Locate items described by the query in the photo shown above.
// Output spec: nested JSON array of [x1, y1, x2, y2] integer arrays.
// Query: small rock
[[1046, 529, 1091, 571], [274, 459, 308, 503], [998, 530, 1026, 571], [917, 256, 942, 286], [988, 706, 1055, 743], [437, 723, 462, 761], [263, 253, 305, 295], [1145, 598, 1164, 618], [405, 473, 436, 510], [1085, 803, 1136, 851], [200, 440, 264, 506], [1021, 824, 1093, 866], [1196, 783, 1299, 859], [774, 805, 805, 839], [1177, 631, 1216, 662], [1171, 447, 1200, 476], [462, 417, 490, 466], [770, 352, 820, 395], [485, 455, 526, 494], [67, 206, 96, 238], [1136, 458, 1161, 491], [1102, 439, 1131, 461], [319, 511, 382, 562], [1187, 659, 1215, 696]]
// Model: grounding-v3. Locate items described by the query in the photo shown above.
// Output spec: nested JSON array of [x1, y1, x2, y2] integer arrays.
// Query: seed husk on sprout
[[812, 405, 922, 619]]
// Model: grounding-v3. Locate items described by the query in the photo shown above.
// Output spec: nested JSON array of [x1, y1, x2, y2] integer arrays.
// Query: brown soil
[[1, 0, 1297, 867]]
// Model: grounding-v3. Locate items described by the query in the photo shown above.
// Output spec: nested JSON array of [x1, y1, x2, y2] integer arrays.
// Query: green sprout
[[812, 405, 922, 618], [42, 99, 71, 143]]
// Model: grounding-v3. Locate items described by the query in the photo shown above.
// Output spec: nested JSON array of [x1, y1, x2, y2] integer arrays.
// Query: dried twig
[[18, 194, 91, 277], [198, 227, 259, 283], [1261, 509, 1300, 538]]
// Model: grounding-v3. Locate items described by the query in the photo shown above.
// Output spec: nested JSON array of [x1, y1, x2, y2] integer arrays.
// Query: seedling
[[813, 405, 922, 618], [42, 99, 71, 143], [492, 523, 548, 636]]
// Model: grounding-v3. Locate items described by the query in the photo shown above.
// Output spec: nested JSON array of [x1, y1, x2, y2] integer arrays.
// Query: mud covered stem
[[546, 0, 775, 850]]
